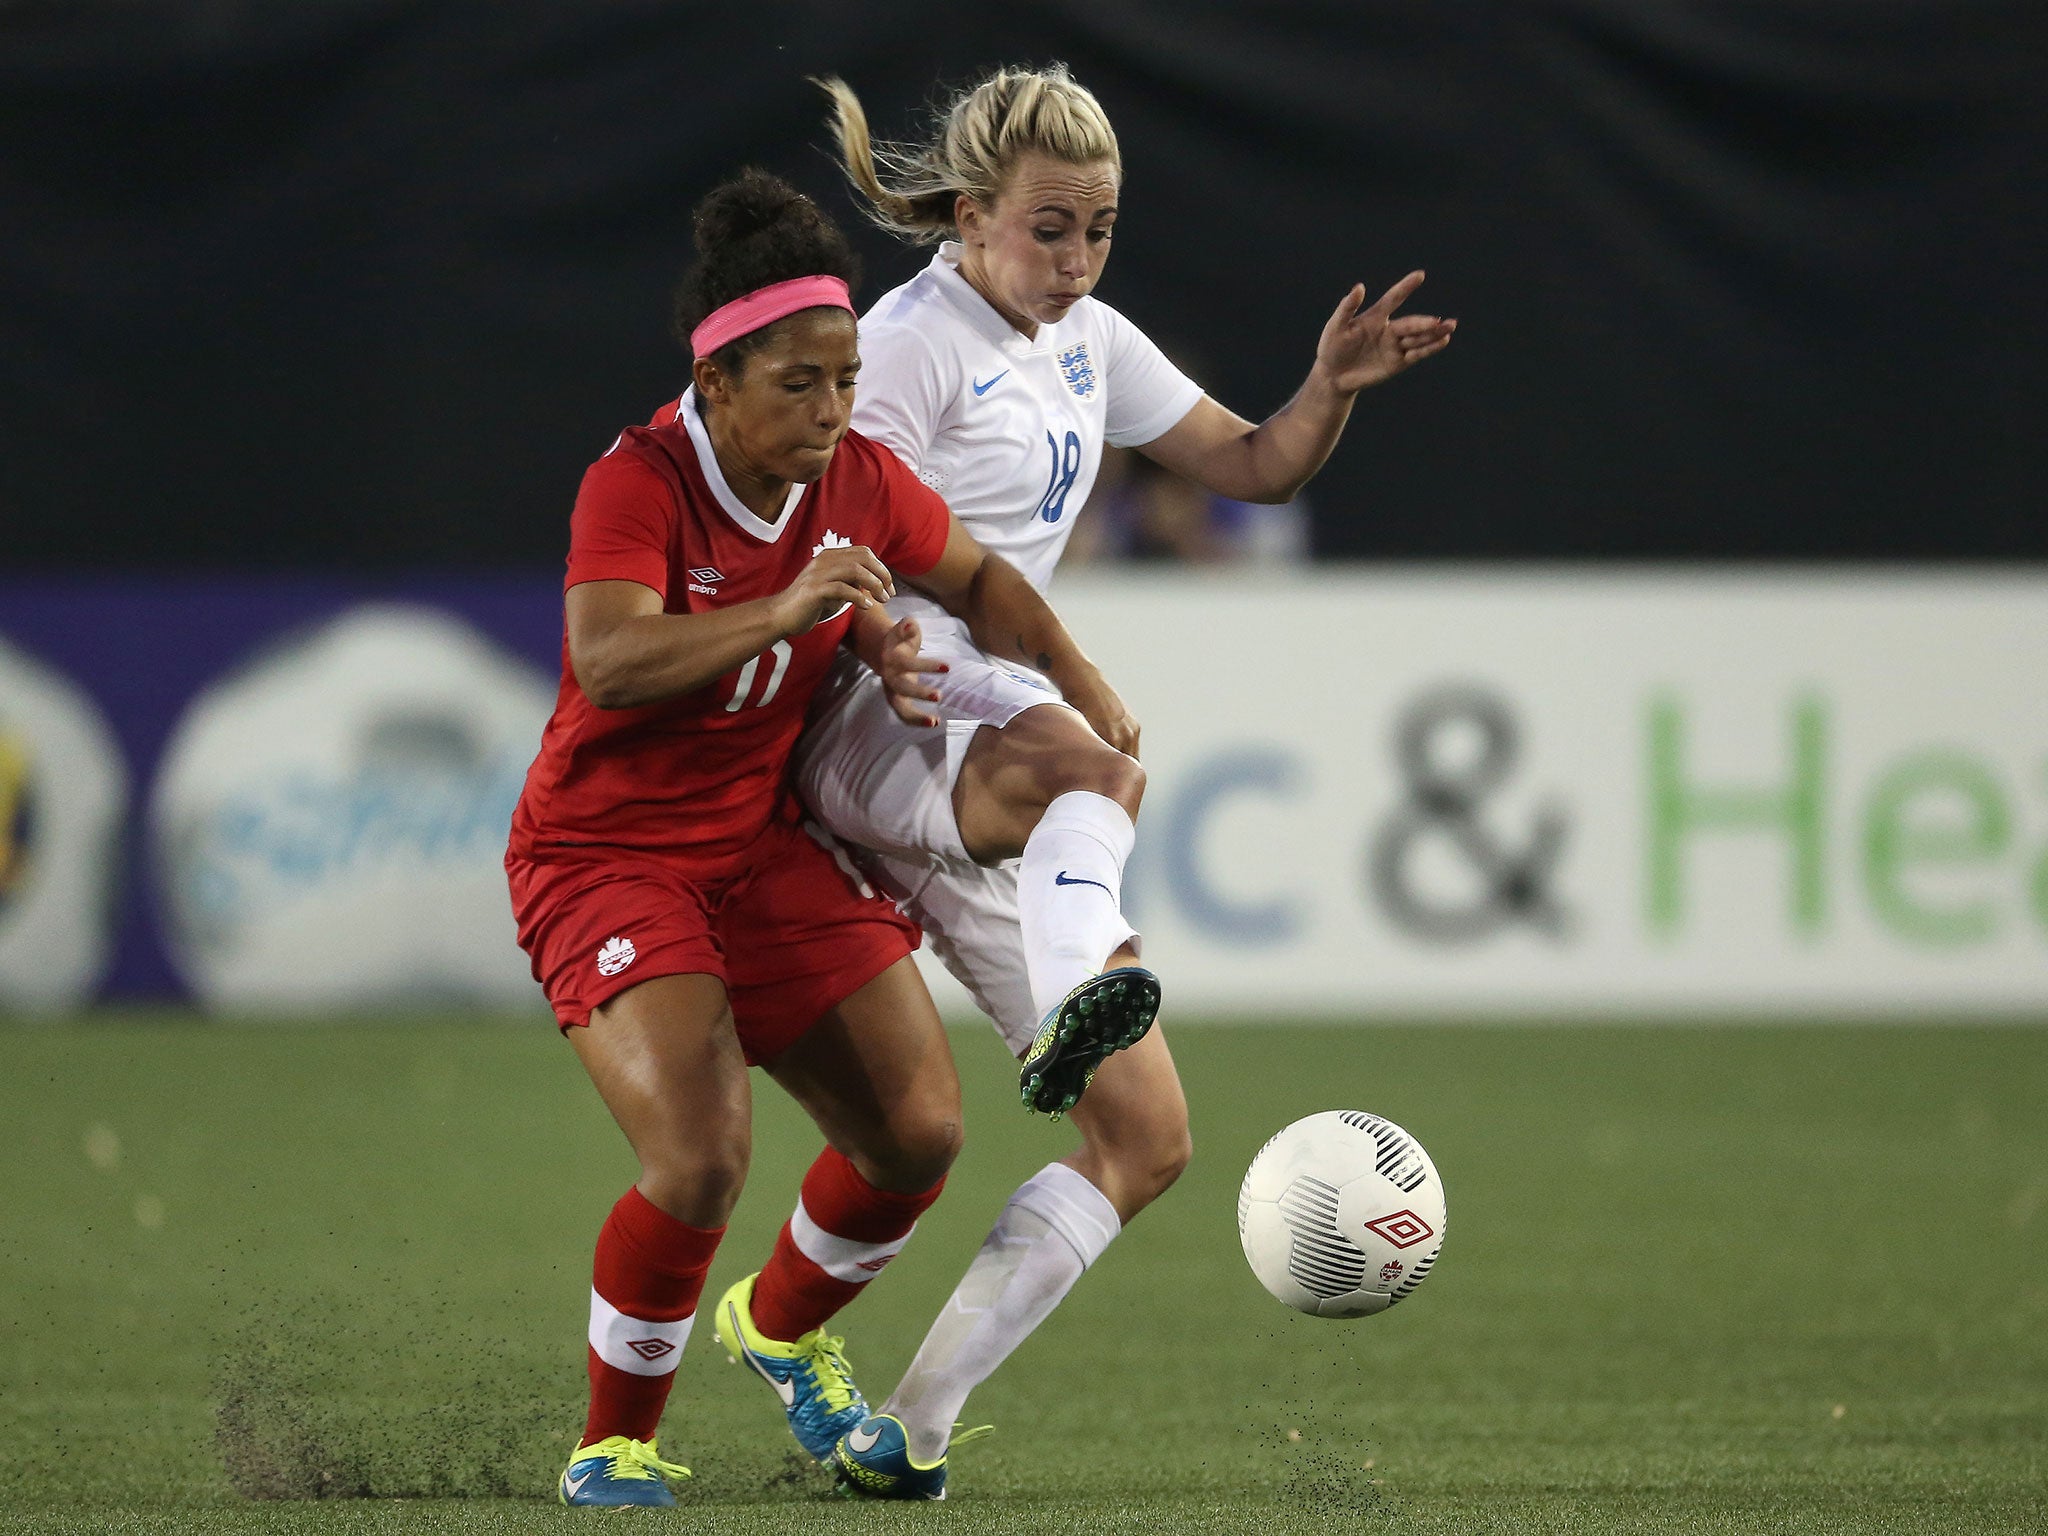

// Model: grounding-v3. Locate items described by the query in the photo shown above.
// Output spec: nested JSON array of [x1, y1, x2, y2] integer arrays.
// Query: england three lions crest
[[1057, 342, 1096, 399]]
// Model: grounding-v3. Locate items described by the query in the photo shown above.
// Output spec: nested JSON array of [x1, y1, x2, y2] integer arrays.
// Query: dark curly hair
[[672, 169, 863, 376]]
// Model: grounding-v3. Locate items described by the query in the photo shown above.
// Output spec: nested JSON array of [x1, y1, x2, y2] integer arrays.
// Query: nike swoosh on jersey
[[1054, 871, 1113, 895], [971, 370, 1009, 396], [847, 1422, 884, 1453]]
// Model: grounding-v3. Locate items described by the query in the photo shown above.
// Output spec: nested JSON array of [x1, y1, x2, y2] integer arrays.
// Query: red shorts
[[506, 816, 920, 1064]]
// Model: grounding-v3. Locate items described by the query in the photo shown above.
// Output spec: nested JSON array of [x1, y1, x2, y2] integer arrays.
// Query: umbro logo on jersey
[[596, 936, 637, 976], [687, 565, 724, 596], [971, 370, 1009, 396]]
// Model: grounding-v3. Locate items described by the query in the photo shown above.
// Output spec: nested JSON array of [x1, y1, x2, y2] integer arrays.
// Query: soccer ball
[[1237, 1110, 1447, 1318]]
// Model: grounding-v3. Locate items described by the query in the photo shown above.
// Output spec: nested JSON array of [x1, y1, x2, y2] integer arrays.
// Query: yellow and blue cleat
[[831, 1414, 990, 1501], [712, 1272, 868, 1463], [1019, 966, 1161, 1117], [558, 1435, 689, 1507]]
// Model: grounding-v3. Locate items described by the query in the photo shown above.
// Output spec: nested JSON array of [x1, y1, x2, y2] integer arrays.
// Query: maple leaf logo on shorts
[[595, 936, 637, 976]]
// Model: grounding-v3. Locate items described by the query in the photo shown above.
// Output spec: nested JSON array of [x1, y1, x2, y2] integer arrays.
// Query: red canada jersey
[[509, 389, 951, 867]]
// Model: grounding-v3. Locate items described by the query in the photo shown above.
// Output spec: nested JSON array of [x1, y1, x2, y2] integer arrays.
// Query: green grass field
[[3, 1017, 2044, 1535]]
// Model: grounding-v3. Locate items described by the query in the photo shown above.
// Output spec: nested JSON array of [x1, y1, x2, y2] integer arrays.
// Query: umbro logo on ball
[[1364, 1209, 1436, 1249], [596, 936, 637, 976]]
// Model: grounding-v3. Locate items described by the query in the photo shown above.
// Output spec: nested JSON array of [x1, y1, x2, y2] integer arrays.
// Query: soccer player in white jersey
[[795, 65, 1455, 1499]]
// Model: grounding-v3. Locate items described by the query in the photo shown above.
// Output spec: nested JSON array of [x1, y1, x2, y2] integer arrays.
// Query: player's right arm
[[906, 516, 1141, 756], [567, 559, 890, 710], [564, 441, 896, 711]]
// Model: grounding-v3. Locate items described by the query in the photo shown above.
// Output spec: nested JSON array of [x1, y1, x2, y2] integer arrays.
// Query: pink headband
[[690, 275, 855, 360]]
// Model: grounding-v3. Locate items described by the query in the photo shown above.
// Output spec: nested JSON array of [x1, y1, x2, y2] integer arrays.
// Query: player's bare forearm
[[845, 601, 897, 674], [568, 547, 891, 709], [907, 520, 1059, 673], [955, 552, 1093, 689], [949, 555, 1140, 753], [1140, 273, 1454, 503], [893, 521, 1143, 753], [569, 593, 794, 709], [1139, 383, 1351, 505], [1231, 373, 1356, 502]]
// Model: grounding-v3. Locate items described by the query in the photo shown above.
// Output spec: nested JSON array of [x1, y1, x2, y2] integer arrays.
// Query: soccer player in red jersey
[[506, 171, 1123, 1507]]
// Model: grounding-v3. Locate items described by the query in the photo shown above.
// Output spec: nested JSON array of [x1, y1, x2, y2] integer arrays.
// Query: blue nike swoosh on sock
[[1054, 871, 1113, 894]]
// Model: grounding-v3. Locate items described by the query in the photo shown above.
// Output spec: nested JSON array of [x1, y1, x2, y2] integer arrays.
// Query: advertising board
[[978, 571, 2048, 1016], [4, 570, 2042, 1017]]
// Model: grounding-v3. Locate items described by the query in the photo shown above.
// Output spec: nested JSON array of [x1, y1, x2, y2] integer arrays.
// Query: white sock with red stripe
[[747, 1146, 945, 1341], [1017, 791, 1139, 1018], [582, 1186, 724, 1446], [885, 1162, 1120, 1463]]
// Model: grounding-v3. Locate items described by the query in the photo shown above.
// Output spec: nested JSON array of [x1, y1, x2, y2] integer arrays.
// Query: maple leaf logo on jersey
[[810, 531, 858, 621], [595, 936, 636, 976]]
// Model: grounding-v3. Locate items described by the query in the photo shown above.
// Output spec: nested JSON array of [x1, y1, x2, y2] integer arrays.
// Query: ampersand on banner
[[1367, 684, 1570, 942]]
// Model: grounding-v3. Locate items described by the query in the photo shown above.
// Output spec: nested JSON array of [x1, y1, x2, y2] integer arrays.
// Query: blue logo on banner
[[1155, 747, 1307, 945]]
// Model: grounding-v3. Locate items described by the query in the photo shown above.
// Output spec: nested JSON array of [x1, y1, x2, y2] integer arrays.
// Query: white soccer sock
[[1017, 789, 1139, 1018], [885, 1163, 1121, 1464]]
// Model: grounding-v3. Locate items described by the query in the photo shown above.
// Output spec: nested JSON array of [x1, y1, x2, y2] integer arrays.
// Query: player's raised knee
[[1089, 744, 1145, 810], [1131, 1112, 1192, 1202], [1098, 1096, 1191, 1208], [636, 1142, 749, 1226], [859, 1101, 963, 1193], [1032, 729, 1143, 812]]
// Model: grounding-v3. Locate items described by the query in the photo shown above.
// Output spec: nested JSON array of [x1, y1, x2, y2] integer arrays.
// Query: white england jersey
[[852, 241, 1202, 642]]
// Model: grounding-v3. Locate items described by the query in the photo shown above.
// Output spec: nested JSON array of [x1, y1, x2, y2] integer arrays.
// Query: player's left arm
[[1138, 271, 1455, 504], [846, 603, 950, 730], [906, 517, 1140, 756]]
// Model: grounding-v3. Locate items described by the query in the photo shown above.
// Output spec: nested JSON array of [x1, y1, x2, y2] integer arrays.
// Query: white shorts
[[793, 649, 1070, 1054]]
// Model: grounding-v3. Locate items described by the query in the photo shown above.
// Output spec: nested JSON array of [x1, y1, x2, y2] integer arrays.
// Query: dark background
[[3, 0, 2043, 567]]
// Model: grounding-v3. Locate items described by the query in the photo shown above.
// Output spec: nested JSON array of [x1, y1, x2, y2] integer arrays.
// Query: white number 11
[[724, 639, 793, 712]]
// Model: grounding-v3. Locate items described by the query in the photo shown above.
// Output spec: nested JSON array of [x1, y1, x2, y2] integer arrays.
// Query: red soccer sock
[[747, 1146, 944, 1342], [581, 1186, 724, 1447]]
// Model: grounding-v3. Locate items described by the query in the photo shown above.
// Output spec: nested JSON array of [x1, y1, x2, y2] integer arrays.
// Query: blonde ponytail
[[815, 65, 1121, 245]]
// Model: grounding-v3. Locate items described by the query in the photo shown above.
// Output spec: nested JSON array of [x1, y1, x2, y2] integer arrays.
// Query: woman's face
[[695, 307, 861, 487], [956, 152, 1120, 335]]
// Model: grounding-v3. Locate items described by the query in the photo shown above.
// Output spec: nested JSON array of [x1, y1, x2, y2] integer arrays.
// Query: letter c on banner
[[1159, 748, 1304, 945]]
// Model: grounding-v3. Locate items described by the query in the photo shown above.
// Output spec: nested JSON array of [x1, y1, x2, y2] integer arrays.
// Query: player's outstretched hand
[[1063, 667, 1141, 759], [1314, 271, 1456, 395], [878, 615, 948, 729], [773, 545, 894, 634]]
